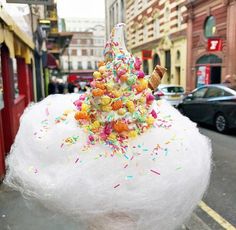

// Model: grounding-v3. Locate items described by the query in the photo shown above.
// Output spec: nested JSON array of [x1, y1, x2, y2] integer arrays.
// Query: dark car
[[178, 84, 236, 133]]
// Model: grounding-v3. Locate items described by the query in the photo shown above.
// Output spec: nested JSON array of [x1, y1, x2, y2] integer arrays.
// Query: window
[[87, 61, 92, 70], [82, 49, 87, 56], [90, 49, 94, 55], [204, 87, 233, 98], [165, 50, 171, 71], [162, 86, 184, 93], [12, 58, 19, 99], [192, 87, 208, 99], [77, 61, 82, 69], [204, 16, 216, 38], [0, 50, 3, 109], [71, 49, 77, 56]]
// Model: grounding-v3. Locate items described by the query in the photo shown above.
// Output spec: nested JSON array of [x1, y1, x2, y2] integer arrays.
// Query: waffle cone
[[148, 65, 167, 90]]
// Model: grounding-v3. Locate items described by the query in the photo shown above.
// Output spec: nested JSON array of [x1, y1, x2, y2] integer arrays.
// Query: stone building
[[105, 0, 126, 39], [185, 0, 236, 91], [60, 24, 105, 82], [125, 0, 187, 88]]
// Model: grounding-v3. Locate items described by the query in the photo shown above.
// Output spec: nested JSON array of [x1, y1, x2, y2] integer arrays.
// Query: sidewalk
[[0, 184, 212, 230]]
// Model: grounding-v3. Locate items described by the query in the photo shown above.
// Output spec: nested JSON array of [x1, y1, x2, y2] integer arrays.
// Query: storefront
[[185, 0, 236, 91], [0, 9, 34, 179]]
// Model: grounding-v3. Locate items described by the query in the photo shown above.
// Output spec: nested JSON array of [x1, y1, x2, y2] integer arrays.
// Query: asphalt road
[[198, 126, 236, 229]]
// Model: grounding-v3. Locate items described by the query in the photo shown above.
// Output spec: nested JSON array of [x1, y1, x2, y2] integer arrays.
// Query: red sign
[[205, 66, 210, 84], [142, 50, 152, 60], [207, 38, 222, 51]]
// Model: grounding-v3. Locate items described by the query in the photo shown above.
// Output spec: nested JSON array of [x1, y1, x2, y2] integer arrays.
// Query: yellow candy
[[100, 96, 111, 105], [98, 66, 106, 74], [146, 116, 155, 125], [91, 120, 100, 130], [93, 71, 102, 79], [108, 133, 116, 141], [126, 101, 135, 113], [117, 108, 126, 116], [128, 130, 138, 138], [81, 103, 90, 112], [112, 90, 122, 98], [138, 78, 148, 88], [101, 105, 112, 112], [139, 97, 146, 104]]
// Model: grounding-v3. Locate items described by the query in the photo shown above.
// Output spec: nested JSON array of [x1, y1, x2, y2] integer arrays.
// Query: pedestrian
[[48, 76, 57, 95], [57, 79, 65, 94], [223, 74, 236, 90]]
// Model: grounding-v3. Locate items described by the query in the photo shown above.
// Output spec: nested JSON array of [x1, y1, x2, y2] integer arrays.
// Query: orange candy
[[135, 84, 145, 93], [113, 121, 129, 133], [92, 88, 105, 97], [74, 111, 90, 120], [120, 75, 128, 82], [98, 61, 105, 68], [95, 82, 106, 90], [112, 100, 123, 110]]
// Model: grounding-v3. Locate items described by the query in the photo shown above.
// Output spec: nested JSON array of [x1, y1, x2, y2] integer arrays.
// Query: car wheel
[[215, 113, 228, 133]]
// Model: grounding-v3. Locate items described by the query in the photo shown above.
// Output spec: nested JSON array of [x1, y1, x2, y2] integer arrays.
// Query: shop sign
[[6, 0, 53, 5], [142, 50, 152, 60], [207, 38, 222, 51]]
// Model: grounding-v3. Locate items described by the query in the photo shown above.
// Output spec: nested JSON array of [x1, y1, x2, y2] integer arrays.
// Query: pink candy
[[150, 109, 157, 119], [137, 70, 145, 78], [146, 94, 155, 104], [134, 57, 142, 70]]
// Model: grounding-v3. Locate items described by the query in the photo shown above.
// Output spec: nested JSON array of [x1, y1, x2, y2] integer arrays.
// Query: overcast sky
[[57, 0, 105, 19]]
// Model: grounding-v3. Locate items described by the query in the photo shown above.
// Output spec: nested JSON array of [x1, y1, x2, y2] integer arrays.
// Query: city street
[[0, 125, 235, 230], [195, 126, 236, 229]]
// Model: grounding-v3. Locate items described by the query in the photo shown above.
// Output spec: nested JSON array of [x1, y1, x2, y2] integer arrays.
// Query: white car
[[154, 84, 185, 107]]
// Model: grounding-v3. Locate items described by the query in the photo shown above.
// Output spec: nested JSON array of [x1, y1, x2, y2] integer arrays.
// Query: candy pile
[[74, 24, 165, 152]]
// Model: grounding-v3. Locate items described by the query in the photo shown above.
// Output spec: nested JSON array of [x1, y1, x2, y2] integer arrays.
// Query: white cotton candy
[[4, 94, 211, 230]]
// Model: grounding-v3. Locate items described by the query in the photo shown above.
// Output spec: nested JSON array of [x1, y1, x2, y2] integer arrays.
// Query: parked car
[[154, 84, 185, 107], [177, 84, 236, 133]]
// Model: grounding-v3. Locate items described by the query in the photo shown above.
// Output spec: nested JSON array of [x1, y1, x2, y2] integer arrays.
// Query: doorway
[[175, 67, 181, 85], [210, 66, 221, 84]]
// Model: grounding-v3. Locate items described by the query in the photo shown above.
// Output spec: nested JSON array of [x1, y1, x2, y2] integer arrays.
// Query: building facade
[[126, 0, 187, 88], [105, 0, 126, 39], [0, 6, 35, 179], [60, 24, 105, 81], [185, 0, 236, 91], [62, 18, 105, 32]]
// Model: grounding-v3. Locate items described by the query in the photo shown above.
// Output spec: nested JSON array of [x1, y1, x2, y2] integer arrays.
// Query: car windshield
[[161, 86, 184, 93]]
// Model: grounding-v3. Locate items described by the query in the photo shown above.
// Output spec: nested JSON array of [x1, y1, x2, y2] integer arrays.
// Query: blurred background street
[[0, 0, 236, 229]]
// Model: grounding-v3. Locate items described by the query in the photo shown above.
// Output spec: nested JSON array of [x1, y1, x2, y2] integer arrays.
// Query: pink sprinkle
[[34, 169, 38, 174], [130, 156, 134, 161], [45, 108, 49, 116], [60, 143, 64, 148], [150, 169, 160, 175], [114, 184, 120, 189], [75, 158, 79, 163], [124, 164, 128, 168]]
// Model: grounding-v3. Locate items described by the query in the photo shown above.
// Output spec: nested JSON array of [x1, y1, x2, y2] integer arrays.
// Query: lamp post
[[67, 48, 71, 73]]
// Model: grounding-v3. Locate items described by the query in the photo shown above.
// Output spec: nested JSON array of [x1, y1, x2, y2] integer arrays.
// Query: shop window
[[0, 50, 3, 109], [12, 58, 19, 99], [204, 16, 216, 38]]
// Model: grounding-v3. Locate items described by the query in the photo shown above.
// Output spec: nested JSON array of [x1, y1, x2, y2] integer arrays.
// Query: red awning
[[47, 53, 59, 69]]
